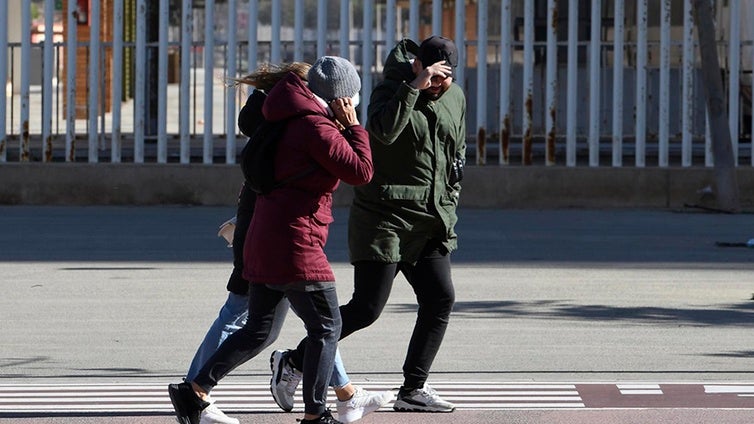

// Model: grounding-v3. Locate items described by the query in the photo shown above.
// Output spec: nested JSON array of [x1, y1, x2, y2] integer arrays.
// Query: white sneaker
[[393, 383, 455, 412], [199, 400, 239, 424], [336, 386, 394, 423], [269, 349, 302, 412]]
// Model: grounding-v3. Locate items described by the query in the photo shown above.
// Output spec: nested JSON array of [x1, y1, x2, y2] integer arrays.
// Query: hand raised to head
[[330, 97, 360, 128]]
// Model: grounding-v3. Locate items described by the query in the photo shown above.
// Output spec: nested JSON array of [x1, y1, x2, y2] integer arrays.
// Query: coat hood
[[237, 89, 267, 137], [382, 39, 421, 83], [262, 72, 328, 122]]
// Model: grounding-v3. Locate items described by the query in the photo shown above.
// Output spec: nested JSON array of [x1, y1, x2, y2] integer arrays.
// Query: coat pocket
[[379, 184, 430, 201], [308, 197, 333, 247]]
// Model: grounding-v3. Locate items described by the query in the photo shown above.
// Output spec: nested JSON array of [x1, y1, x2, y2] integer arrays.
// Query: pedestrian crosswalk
[[0, 382, 584, 413], [3, 382, 754, 414]]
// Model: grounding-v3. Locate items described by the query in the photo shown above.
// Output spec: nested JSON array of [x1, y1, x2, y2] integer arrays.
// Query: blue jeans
[[192, 282, 342, 416], [186, 292, 350, 386], [186, 292, 259, 381]]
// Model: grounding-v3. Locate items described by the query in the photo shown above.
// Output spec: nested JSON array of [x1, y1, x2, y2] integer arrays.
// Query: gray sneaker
[[269, 349, 301, 412], [393, 383, 455, 412]]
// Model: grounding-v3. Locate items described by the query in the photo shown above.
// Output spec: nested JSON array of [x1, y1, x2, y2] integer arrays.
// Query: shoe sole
[[392, 400, 455, 413], [167, 384, 197, 424], [269, 351, 294, 412]]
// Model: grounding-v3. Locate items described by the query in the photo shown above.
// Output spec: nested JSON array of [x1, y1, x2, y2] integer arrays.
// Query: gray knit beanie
[[307, 56, 361, 102]]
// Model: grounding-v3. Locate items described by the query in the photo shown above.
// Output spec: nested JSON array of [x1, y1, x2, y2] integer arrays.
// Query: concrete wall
[[1, 163, 753, 210]]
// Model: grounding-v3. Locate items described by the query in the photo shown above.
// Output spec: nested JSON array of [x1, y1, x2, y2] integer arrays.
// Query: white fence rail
[[0, 0, 752, 167]]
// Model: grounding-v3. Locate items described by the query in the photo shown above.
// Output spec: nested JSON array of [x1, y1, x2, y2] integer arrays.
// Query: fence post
[[42, 0, 54, 162], [588, 0, 601, 167], [635, 0, 648, 167], [545, 0, 557, 166], [112, 0, 124, 163], [659, 0, 670, 167], [20, 1, 30, 162], [476, 0, 488, 166], [611, 0, 624, 167], [499, 0, 512, 166], [522, 0, 534, 165], [0, 0, 7, 162], [566, 0, 578, 167]]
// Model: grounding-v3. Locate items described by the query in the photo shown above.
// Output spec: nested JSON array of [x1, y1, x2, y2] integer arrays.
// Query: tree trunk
[[693, 0, 741, 213]]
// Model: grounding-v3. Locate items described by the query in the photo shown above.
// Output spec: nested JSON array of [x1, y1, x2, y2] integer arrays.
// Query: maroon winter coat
[[242, 72, 373, 285]]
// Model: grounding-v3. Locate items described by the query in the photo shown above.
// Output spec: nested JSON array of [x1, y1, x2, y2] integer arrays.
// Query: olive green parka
[[348, 39, 467, 264]]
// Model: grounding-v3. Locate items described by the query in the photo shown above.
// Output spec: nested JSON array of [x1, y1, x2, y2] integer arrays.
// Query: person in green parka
[[349, 35, 465, 412], [273, 36, 465, 413]]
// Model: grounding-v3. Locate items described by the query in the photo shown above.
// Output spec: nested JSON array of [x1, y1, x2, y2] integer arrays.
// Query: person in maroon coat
[[168, 56, 372, 424]]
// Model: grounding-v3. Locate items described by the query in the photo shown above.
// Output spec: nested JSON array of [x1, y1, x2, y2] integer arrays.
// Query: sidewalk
[[1, 206, 753, 423]]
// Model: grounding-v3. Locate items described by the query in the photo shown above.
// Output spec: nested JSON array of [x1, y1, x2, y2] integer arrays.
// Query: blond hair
[[231, 62, 311, 91]]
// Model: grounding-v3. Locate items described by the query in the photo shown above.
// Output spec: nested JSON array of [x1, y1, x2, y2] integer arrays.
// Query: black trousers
[[291, 240, 455, 389], [193, 283, 341, 416]]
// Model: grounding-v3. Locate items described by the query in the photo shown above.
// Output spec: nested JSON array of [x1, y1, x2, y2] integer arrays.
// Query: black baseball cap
[[417, 36, 458, 68]]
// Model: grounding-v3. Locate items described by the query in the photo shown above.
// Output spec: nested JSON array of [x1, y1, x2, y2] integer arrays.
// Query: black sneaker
[[167, 381, 209, 424], [299, 409, 343, 424]]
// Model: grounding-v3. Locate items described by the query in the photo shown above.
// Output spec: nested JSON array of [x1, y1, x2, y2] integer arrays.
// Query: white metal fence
[[0, 0, 752, 167]]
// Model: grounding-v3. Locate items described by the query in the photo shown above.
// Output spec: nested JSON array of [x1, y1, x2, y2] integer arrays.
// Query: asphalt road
[[1, 205, 753, 423]]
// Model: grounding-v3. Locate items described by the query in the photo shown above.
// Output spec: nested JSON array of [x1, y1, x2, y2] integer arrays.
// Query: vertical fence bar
[[271, 0, 281, 65], [522, 0, 534, 165], [157, 0, 169, 163], [88, 1, 101, 162], [247, 0, 258, 72], [635, 0, 647, 167], [681, 0, 694, 167], [317, 0, 327, 58], [361, 0, 373, 125], [0, 0, 6, 162], [409, 0, 419, 42], [752, 16, 754, 167], [565, 0, 578, 167], [20, 1, 30, 161], [454, 0, 465, 88], [294, 0, 304, 61], [384, 0, 396, 60], [659, 0, 670, 167], [203, 0, 215, 164], [611, 0, 624, 167], [226, 0, 237, 164], [545, 0, 558, 166], [432, 0, 442, 35], [180, 0, 193, 164], [112, 0, 124, 163], [705, 108, 713, 166], [588, 0, 601, 167], [499, 0, 511, 166], [65, 0, 76, 161], [134, 0, 145, 162], [42, 0, 54, 161], [476, 0, 487, 165], [728, 0, 740, 164], [340, 0, 350, 59]]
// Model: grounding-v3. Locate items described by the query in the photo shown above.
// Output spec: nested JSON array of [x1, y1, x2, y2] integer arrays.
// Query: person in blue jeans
[[168, 57, 382, 424], [181, 63, 391, 424], [183, 62, 310, 383]]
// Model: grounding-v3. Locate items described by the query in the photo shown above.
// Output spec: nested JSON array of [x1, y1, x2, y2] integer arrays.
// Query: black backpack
[[240, 117, 315, 195]]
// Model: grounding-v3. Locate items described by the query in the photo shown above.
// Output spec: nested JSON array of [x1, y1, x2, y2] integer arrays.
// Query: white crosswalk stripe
[[0, 382, 585, 413]]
